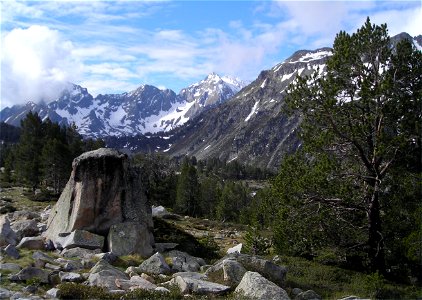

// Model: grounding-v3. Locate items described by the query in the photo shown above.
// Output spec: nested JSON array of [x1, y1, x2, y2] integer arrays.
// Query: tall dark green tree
[[175, 158, 200, 216], [15, 112, 44, 188], [280, 18, 421, 273]]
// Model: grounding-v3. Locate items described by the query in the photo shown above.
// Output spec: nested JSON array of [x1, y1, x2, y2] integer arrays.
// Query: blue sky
[[1, 0, 421, 109]]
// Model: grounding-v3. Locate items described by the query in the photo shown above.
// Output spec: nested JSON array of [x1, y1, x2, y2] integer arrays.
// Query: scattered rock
[[45, 288, 60, 299], [295, 290, 322, 300], [17, 236, 45, 250], [227, 243, 242, 254], [139, 252, 171, 275], [59, 271, 84, 283], [45, 148, 154, 255], [167, 250, 206, 273], [0, 215, 17, 246], [119, 275, 158, 291], [0, 263, 21, 273], [125, 266, 142, 275], [172, 271, 208, 281], [141, 273, 155, 283], [172, 275, 231, 295], [155, 242, 178, 253], [0, 287, 12, 299], [45, 263, 61, 271], [235, 271, 290, 300], [4, 244, 20, 259], [108, 222, 154, 257], [9, 267, 50, 284], [22, 285, 38, 293], [95, 252, 118, 264], [61, 247, 101, 259], [88, 260, 129, 290], [11, 219, 39, 240], [56, 229, 104, 250], [235, 253, 288, 286], [292, 288, 304, 297], [222, 259, 247, 286]]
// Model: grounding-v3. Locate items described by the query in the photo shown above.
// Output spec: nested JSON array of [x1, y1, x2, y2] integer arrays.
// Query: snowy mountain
[[0, 74, 247, 138]]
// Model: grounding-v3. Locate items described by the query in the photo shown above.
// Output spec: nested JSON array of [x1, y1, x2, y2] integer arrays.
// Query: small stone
[[17, 236, 45, 250], [141, 273, 155, 283], [45, 288, 60, 299], [0, 287, 12, 299], [59, 271, 84, 283], [45, 263, 61, 271], [295, 290, 322, 300], [138, 252, 171, 275], [5, 244, 19, 259], [0, 263, 22, 273], [22, 285, 38, 293]]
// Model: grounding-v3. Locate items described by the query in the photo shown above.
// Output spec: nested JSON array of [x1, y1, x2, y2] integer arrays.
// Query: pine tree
[[281, 18, 421, 273], [175, 158, 200, 216]]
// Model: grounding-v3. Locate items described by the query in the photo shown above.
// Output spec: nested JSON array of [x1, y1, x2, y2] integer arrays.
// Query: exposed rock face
[[45, 148, 154, 256]]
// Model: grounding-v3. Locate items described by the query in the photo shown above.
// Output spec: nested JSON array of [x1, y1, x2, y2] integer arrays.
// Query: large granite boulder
[[44, 148, 154, 256], [235, 271, 290, 300]]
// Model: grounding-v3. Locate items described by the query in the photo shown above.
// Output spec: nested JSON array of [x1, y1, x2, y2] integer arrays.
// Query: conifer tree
[[279, 18, 421, 273]]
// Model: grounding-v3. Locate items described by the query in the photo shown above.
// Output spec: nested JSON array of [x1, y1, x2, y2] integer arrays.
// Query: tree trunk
[[367, 180, 386, 273]]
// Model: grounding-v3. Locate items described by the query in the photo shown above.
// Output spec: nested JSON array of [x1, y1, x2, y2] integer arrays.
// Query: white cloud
[[1, 25, 81, 109]]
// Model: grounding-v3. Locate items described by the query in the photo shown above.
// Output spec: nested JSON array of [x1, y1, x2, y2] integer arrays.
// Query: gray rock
[[11, 219, 39, 240], [95, 252, 118, 263], [22, 285, 38, 293], [59, 271, 84, 283], [172, 276, 231, 295], [155, 242, 178, 253], [155, 286, 170, 293], [172, 271, 208, 281], [9, 267, 50, 283], [206, 258, 246, 286], [167, 250, 206, 273], [125, 266, 142, 275], [88, 260, 129, 290], [61, 260, 84, 272], [32, 251, 56, 263], [0, 215, 17, 246], [5, 244, 19, 259], [223, 259, 247, 286], [235, 271, 290, 300], [45, 263, 61, 271], [0, 287, 12, 299], [45, 148, 154, 255], [45, 288, 60, 299], [139, 252, 171, 275], [107, 222, 153, 257], [61, 247, 101, 259], [56, 230, 104, 250], [17, 236, 45, 250], [292, 288, 304, 297], [235, 253, 288, 286], [295, 290, 322, 300], [116, 275, 157, 291], [0, 262, 22, 273]]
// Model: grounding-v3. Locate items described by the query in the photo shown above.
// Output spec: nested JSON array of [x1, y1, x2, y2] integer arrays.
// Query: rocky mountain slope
[[0, 74, 247, 138]]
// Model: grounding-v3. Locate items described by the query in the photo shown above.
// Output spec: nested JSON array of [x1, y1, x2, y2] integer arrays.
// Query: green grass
[[0, 186, 56, 211], [277, 255, 422, 299]]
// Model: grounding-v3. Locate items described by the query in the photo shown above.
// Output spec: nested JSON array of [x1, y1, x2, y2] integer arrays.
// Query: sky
[[1, 0, 421, 109]]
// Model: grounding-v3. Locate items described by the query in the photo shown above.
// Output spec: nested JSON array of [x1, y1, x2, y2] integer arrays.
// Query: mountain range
[[1, 32, 421, 170], [0, 74, 247, 138]]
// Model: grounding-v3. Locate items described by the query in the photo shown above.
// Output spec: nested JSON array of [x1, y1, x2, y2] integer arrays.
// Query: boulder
[[45, 288, 60, 299], [9, 267, 50, 284], [61, 247, 101, 259], [167, 250, 206, 272], [88, 260, 129, 290], [45, 148, 154, 253], [56, 230, 104, 250], [11, 219, 39, 240], [17, 236, 45, 250], [0, 263, 21, 274], [235, 253, 288, 285], [95, 252, 118, 264], [107, 222, 153, 257], [116, 275, 157, 291], [172, 276, 231, 295], [295, 290, 322, 300], [205, 258, 246, 287], [235, 271, 290, 300], [139, 252, 171, 275], [4, 244, 19, 259], [0, 215, 17, 246], [0, 288, 12, 299], [59, 271, 84, 283]]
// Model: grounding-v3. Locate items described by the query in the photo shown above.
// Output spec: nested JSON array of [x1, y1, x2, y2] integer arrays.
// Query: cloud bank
[[1, 25, 80, 108]]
